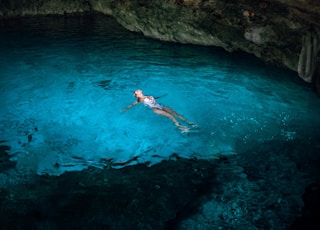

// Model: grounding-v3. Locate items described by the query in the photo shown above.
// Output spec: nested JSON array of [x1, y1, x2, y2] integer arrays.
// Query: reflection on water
[[0, 14, 319, 175]]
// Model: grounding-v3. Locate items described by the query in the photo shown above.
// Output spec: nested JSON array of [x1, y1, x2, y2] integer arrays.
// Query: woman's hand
[[120, 101, 138, 112], [154, 93, 168, 99]]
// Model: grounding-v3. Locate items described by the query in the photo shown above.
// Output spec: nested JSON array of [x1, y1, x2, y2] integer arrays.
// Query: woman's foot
[[188, 122, 198, 128], [178, 125, 190, 133]]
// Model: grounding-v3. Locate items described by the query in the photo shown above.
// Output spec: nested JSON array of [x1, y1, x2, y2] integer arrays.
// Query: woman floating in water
[[121, 89, 196, 132]]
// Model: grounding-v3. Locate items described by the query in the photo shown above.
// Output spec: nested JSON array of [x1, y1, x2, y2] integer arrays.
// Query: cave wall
[[0, 0, 319, 84]]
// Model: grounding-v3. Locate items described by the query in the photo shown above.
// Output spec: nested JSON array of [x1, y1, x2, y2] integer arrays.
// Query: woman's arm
[[154, 93, 168, 99], [121, 101, 139, 112]]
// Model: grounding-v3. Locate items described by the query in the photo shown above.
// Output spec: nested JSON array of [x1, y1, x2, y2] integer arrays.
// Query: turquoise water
[[1, 15, 319, 175]]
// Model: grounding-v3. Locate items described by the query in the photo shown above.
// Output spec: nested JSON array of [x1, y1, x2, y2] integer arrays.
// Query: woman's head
[[133, 89, 143, 97]]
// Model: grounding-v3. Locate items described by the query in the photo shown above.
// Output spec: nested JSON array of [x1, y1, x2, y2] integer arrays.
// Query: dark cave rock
[[292, 183, 320, 230], [0, 144, 16, 172], [0, 0, 320, 83], [0, 157, 217, 229]]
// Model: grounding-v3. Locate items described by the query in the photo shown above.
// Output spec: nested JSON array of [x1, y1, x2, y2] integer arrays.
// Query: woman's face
[[133, 90, 143, 98]]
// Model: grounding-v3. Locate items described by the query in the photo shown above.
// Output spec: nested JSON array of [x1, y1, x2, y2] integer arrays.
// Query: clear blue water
[[1, 15, 319, 175]]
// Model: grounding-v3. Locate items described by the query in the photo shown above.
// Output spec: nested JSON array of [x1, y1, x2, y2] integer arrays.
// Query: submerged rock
[[0, 156, 217, 229], [0, 139, 319, 229], [0, 144, 16, 172], [292, 183, 320, 229]]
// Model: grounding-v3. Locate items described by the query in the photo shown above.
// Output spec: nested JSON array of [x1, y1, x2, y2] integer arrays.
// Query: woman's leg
[[152, 108, 189, 132], [162, 106, 195, 125]]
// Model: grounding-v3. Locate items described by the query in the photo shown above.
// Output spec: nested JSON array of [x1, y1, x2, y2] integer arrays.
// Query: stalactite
[[298, 28, 320, 82], [312, 28, 320, 96], [312, 67, 320, 96]]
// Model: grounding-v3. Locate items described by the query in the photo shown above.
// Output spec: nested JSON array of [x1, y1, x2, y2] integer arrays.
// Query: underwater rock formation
[[0, 156, 217, 229], [2, 139, 318, 229], [292, 183, 320, 229], [0, 0, 320, 85], [0, 144, 15, 172]]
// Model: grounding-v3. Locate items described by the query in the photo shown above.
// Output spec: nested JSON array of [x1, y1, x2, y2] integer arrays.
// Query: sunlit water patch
[[1, 15, 319, 175]]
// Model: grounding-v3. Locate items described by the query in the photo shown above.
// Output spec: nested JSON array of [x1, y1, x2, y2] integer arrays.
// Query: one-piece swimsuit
[[143, 97, 163, 109]]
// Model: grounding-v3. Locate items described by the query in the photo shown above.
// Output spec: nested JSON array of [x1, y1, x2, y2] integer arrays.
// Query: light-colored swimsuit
[[143, 97, 163, 109]]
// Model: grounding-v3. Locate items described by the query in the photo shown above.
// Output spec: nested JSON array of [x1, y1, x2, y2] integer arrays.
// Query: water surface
[[0, 14, 319, 175]]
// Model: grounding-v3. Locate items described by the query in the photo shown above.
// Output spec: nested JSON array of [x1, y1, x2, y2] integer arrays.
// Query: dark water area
[[0, 14, 319, 229]]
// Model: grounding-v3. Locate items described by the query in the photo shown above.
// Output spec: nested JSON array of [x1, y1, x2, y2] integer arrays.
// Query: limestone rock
[[0, 156, 217, 229], [292, 183, 320, 229], [0, 0, 319, 84]]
